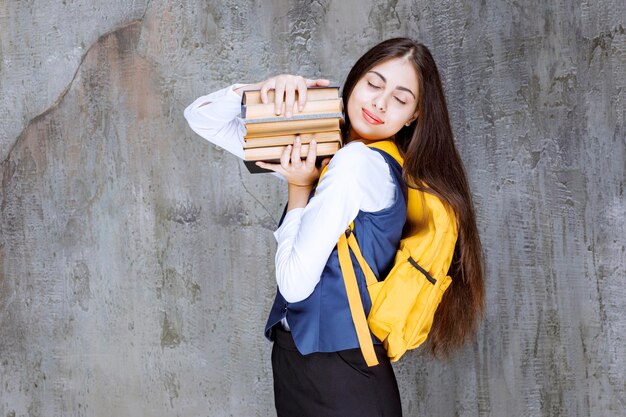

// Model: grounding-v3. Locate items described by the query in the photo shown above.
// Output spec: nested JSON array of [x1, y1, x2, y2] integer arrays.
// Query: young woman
[[184, 38, 484, 417]]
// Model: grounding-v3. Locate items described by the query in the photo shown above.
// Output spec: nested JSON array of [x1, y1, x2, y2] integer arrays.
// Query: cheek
[[348, 102, 363, 119], [387, 107, 414, 125], [346, 94, 363, 121], [348, 84, 376, 106]]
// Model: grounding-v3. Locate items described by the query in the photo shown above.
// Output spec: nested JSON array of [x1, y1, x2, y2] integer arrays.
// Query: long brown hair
[[342, 38, 485, 357]]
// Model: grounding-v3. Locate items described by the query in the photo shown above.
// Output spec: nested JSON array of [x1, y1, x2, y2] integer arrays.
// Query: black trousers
[[271, 326, 402, 417]]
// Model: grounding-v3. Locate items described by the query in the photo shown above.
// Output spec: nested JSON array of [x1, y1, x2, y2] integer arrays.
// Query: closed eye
[[368, 82, 406, 104]]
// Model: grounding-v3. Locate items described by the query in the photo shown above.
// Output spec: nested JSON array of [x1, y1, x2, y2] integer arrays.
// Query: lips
[[362, 108, 384, 125]]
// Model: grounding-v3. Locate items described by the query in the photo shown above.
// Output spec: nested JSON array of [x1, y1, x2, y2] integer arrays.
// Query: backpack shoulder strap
[[337, 227, 380, 366], [365, 140, 404, 166], [335, 140, 406, 367]]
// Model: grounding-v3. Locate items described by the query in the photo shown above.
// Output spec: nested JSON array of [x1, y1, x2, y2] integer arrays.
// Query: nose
[[372, 94, 386, 112]]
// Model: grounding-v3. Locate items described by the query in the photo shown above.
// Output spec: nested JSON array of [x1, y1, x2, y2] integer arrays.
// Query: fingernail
[[311, 139, 316, 145], [295, 137, 300, 143]]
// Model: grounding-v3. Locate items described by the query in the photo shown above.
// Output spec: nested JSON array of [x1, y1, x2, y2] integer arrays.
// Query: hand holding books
[[250, 74, 331, 116], [235, 74, 344, 174], [255, 137, 331, 186]]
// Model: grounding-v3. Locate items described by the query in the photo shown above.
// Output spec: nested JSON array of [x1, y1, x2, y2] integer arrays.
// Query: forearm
[[287, 184, 314, 212], [182, 84, 247, 156], [273, 176, 353, 303], [233, 81, 264, 96]]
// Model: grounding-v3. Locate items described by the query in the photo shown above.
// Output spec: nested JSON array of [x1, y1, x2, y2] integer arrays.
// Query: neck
[[347, 128, 376, 145], [347, 129, 393, 146]]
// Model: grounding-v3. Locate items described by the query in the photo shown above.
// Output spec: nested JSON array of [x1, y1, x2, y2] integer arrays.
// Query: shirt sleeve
[[183, 83, 285, 180], [183, 83, 249, 159], [273, 142, 396, 303]]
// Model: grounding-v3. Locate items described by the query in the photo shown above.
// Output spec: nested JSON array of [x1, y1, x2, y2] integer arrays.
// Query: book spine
[[243, 112, 344, 125], [242, 99, 342, 119], [244, 142, 340, 160], [244, 118, 341, 137], [243, 131, 342, 148], [242, 86, 340, 105]]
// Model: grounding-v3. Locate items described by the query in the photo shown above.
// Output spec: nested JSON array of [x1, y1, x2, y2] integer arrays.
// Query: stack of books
[[241, 86, 344, 173]]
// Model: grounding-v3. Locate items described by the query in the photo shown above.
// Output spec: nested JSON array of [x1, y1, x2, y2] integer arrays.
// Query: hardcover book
[[240, 86, 344, 174], [243, 142, 340, 174]]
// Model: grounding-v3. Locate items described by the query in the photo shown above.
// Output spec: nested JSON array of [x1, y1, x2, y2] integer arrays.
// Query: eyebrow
[[368, 70, 416, 99]]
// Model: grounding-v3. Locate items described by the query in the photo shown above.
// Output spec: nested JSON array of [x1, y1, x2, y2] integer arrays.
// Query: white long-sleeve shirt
[[183, 84, 396, 308]]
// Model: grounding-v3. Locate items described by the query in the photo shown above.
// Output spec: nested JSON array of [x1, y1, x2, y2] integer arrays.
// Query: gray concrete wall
[[1, 0, 624, 416]]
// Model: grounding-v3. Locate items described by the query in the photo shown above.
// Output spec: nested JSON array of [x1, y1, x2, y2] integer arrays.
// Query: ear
[[406, 111, 419, 126]]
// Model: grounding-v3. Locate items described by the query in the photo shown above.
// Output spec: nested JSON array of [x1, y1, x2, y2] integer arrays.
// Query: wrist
[[287, 183, 314, 211], [288, 183, 315, 190]]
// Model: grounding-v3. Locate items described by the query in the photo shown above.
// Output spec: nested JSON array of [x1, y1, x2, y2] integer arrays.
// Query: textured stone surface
[[1, 0, 625, 416]]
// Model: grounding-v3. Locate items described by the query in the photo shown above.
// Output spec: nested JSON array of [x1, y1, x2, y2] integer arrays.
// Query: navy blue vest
[[264, 148, 407, 355]]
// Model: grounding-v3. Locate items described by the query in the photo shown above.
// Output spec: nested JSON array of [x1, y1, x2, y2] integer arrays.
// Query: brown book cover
[[242, 98, 343, 119], [244, 117, 342, 137], [243, 131, 342, 149], [244, 154, 332, 174], [242, 85, 340, 106]]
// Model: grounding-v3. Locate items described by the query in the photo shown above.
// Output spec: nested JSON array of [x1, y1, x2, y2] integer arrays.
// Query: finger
[[274, 79, 286, 115], [321, 157, 331, 168], [291, 137, 302, 168], [305, 78, 330, 87], [256, 160, 283, 174], [296, 77, 307, 112], [260, 81, 273, 105], [280, 144, 292, 168], [284, 79, 296, 118], [305, 139, 317, 169]]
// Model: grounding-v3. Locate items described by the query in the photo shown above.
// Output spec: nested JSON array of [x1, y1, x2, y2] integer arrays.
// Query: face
[[347, 57, 420, 142]]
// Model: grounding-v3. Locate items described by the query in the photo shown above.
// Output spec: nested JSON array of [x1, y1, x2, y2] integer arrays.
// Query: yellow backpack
[[334, 140, 458, 367]]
